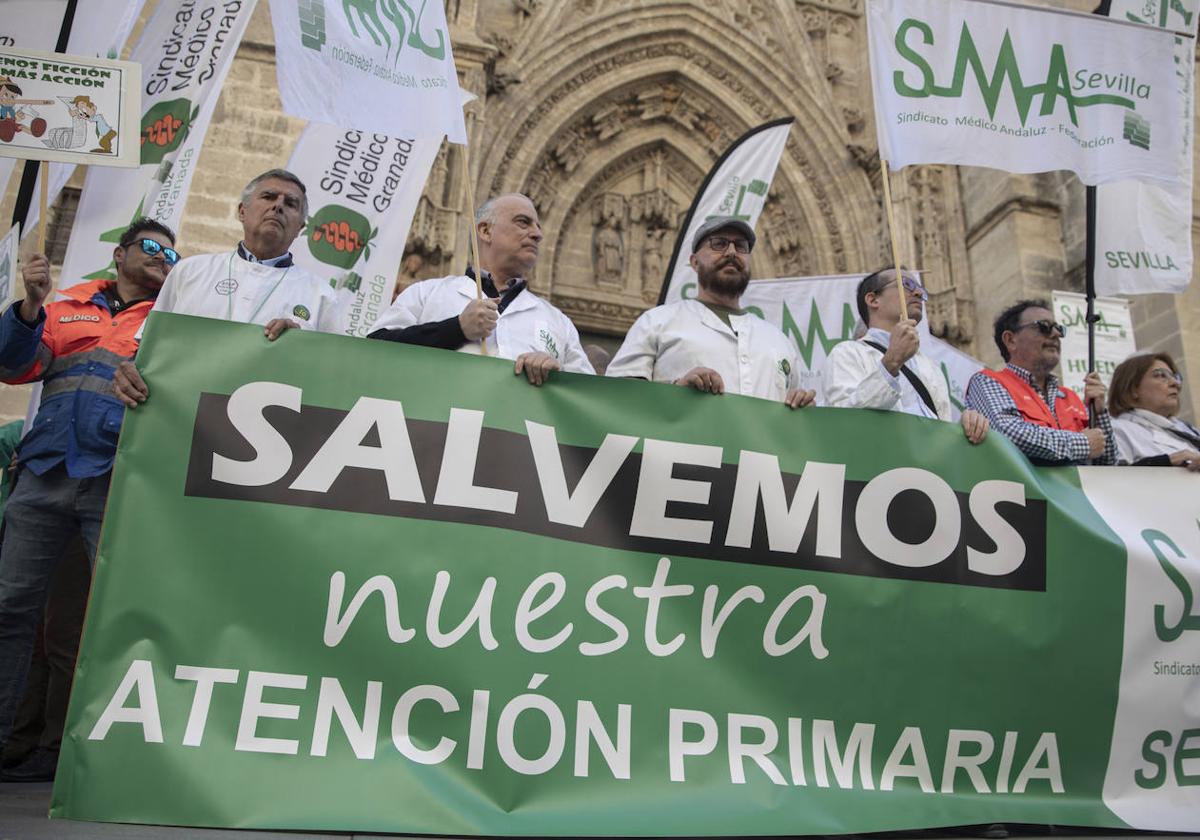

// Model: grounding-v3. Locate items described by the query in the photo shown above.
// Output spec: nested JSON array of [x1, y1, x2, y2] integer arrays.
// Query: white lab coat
[[151, 250, 342, 332], [1112, 408, 1200, 464], [822, 334, 950, 419], [372, 274, 594, 373], [606, 299, 799, 402]]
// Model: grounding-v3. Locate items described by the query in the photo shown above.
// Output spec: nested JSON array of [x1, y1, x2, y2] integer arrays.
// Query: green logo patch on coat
[[538, 329, 560, 359], [293, 305, 311, 321]]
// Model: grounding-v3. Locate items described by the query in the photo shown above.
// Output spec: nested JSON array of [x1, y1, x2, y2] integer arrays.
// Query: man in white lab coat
[[822, 267, 988, 443], [369, 192, 593, 384], [112, 169, 341, 408], [605, 216, 815, 408]]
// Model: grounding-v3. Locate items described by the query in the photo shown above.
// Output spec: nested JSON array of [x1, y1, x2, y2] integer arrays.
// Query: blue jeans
[[0, 466, 110, 749]]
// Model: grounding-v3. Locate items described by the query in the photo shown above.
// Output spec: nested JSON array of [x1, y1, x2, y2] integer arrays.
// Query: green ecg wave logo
[[893, 18, 1135, 127]]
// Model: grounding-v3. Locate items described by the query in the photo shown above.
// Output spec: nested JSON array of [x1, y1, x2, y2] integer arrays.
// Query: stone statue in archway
[[594, 222, 624, 282]]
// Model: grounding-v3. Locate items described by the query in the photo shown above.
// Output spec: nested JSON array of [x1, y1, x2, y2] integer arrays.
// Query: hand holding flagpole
[[461, 107, 488, 355]]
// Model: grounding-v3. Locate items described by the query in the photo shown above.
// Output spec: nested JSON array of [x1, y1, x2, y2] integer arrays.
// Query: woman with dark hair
[[1108, 352, 1200, 470]]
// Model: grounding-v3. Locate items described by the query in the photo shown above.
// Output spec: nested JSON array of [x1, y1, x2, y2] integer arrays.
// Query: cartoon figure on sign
[[0, 77, 51, 143], [42, 96, 91, 151], [70, 95, 117, 154]]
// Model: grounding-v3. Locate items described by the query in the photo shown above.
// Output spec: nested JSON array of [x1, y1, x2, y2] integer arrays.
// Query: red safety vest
[[980, 367, 1089, 432]]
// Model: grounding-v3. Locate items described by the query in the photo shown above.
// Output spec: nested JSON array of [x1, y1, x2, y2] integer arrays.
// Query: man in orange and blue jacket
[[0, 217, 178, 770]]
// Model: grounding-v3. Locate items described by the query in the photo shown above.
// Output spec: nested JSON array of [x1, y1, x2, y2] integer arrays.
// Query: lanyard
[[225, 252, 291, 324]]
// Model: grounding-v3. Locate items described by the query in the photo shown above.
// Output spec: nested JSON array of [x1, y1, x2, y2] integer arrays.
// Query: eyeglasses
[[1012, 319, 1066, 338], [135, 238, 180, 266], [705, 236, 752, 254], [1148, 368, 1184, 384], [866, 272, 928, 302]]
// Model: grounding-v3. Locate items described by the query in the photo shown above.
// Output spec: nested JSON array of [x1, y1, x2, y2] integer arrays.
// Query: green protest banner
[[51, 313, 1200, 834]]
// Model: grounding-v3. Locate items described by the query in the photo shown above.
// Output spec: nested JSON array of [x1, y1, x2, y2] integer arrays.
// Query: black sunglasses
[[1012, 319, 1066, 338], [135, 238, 180, 266]]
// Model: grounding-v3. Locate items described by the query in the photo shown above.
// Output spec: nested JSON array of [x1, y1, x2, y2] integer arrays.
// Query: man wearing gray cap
[[606, 216, 815, 407]]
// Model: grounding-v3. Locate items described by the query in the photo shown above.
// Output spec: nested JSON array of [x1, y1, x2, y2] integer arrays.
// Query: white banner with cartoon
[[0, 0, 67, 196], [59, 0, 258, 287], [867, 0, 1186, 186], [0, 46, 140, 167], [21, 0, 148, 236], [285, 121, 439, 337], [268, 0, 467, 144]]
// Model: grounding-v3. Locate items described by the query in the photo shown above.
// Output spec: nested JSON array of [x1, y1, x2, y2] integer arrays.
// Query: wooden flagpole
[[36, 161, 49, 255], [878, 157, 908, 313], [461, 108, 488, 355]]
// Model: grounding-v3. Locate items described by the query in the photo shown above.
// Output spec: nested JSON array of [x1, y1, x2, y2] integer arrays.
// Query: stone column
[[960, 169, 1070, 367]]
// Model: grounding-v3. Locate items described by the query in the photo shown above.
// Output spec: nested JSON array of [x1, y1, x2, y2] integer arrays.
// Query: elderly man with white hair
[[370, 192, 593, 384]]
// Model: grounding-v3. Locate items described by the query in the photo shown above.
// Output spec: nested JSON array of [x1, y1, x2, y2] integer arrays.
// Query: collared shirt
[[237, 242, 294, 268], [822, 328, 945, 419], [606, 299, 799, 402], [965, 363, 1116, 465], [370, 274, 593, 372]]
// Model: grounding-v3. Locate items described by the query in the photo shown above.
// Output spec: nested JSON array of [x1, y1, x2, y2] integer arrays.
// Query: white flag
[[737, 273, 983, 417], [285, 122, 439, 336], [22, 0, 148, 237], [867, 0, 1185, 186], [659, 118, 793, 304], [1095, 0, 1197, 295], [268, 0, 467, 144], [59, 0, 258, 288]]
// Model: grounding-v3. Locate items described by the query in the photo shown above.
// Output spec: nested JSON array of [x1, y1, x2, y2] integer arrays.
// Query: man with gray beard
[[607, 216, 815, 407]]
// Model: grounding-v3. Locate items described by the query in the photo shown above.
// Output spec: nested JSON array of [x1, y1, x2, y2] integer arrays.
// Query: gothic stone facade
[[4, 0, 1198, 421]]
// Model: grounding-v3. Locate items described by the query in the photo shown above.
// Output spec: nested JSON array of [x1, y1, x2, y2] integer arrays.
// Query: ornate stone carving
[[906, 165, 974, 345], [591, 193, 628, 287], [552, 294, 654, 334], [842, 106, 865, 136], [512, 0, 539, 18], [407, 195, 456, 263], [487, 39, 800, 199], [795, 0, 863, 16], [641, 228, 668, 300]]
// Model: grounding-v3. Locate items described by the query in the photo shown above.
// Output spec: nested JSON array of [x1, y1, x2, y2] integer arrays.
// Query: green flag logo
[[892, 18, 1146, 127], [305, 0, 447, 64], [139, 99, 195, 165], [306, 205, 376, 270], [1123, 109, 1151, 149]]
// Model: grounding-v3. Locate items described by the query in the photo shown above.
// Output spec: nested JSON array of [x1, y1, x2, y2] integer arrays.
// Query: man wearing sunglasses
[[823, 267, 988, 443], [966, 299, 1115, 465], [0, 218, 176, 770], [606, 216, 815, 408]]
